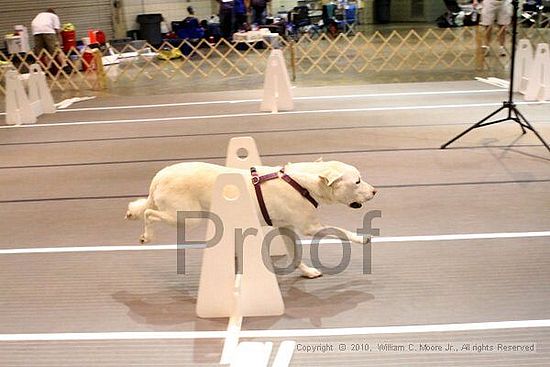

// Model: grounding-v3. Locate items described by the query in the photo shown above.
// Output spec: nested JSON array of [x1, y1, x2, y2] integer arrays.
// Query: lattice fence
[[0, 24, 548, 96]]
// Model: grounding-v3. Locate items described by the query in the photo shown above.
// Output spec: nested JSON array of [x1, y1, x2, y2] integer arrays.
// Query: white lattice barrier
[[1, 26, 549, 97]]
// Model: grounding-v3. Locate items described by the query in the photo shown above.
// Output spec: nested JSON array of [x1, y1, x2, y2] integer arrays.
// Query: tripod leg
[[441, 106, 506, 149], [511, 108, 527, 134], [514, 107, 550, 152]]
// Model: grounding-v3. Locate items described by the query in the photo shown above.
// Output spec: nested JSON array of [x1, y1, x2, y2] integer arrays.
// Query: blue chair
[[177, 17, 205, 40], [343, 4, 357, 33]]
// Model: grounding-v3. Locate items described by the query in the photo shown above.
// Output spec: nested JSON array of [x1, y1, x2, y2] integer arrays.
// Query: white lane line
[[1, 231, 549, 255], [0, 89, 505, 116], [1, 101, 549, 130], [1, 319, 549, 341]]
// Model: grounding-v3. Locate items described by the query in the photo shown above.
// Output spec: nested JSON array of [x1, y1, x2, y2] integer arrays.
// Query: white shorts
[[480, 0, 512, 26]]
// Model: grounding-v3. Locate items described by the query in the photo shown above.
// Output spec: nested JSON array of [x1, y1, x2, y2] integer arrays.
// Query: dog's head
[[318, 161, 377, 209]]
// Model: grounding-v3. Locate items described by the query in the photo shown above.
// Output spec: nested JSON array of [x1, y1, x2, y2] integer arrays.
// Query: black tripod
[[441, 0, 550, 153]]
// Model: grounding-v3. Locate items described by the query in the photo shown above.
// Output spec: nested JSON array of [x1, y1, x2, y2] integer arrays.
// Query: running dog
[[126, 160, 377, 278]]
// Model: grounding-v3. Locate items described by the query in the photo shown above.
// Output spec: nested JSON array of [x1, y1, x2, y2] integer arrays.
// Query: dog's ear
[[319, 168, 343, 186], [315, 157, 324, 162]]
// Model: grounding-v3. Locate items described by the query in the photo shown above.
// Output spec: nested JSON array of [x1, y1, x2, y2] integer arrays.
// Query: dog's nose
[[372, 188, 377, 196]]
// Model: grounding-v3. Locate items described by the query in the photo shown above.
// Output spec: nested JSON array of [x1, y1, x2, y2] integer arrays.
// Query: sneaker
[[481, 45, 489, 56], [498, 46, 506, 57]]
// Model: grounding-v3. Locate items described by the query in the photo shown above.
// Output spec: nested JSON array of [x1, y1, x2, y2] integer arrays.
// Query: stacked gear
[[61, 23, 76, 52]]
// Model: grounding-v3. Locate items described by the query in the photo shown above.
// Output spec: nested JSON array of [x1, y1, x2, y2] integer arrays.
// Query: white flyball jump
[[225, 137, 287, 256], [514, 40, 550, 101], [513, 39, 533, 94], [196, 172, 285, 365], [261, 49, 293, 113], [196, 137, 295, 366], [5, 64, 55, 125], [524, 43, 550, 101], [195, 171, 284, 319]]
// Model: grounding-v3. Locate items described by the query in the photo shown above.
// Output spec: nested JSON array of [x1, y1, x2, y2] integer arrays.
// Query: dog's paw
[[139, 234, 150, 244], [352, 234, 371, 245], [300, 265, 323, 279]]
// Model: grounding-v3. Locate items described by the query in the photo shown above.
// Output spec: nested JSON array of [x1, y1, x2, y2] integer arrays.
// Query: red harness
[[250, 167, 319, 226]]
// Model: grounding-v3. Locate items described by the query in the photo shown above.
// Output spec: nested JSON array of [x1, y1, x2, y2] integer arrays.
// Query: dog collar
[[250, 167, 318, 226]]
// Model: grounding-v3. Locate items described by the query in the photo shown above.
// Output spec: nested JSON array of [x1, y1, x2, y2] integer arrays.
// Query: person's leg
[[496, 24, 506, 46], [33, 34, 45, 54], [252, 6, 265, 25], [252, 6, 259, 24], [43, 33, 66, 69], [496, 0, 512, 55], [480, 0, 496, 49], [484, 25, 492, 47], [235, 13, 247, 31], [43, 34, 60, 55], [220, 9, 232, 39], [259, 6, 266, 25]]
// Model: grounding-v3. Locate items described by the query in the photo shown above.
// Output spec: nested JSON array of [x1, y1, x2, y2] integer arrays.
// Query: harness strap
[[280, 168, 319, 209], [251, 167, 319, 226], [251, 167, 278, 226]]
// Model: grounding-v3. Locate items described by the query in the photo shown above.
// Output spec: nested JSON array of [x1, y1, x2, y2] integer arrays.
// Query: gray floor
[[1, 81, 549, 366]]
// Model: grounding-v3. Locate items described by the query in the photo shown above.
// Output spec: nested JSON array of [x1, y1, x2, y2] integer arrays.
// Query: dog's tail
[[125, 197, 151, 220]]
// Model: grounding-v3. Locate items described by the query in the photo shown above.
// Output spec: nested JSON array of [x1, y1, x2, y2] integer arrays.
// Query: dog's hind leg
[[140, 209, 176, 244]]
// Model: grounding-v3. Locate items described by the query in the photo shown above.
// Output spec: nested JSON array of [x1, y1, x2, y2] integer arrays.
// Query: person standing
[[234, 0, 248, 32], [474, 0, 512, 56], [218, 0, 234, 39], [31, 8, 61, 55], [250, 0, 270, 25]]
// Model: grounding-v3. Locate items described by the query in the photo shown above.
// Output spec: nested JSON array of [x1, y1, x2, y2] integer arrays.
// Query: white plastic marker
[[225, 137, 286, 256], [220, 274, 244, 365], [229, 342, 273, 367], [2, 231, 549, 255], [55, 96, 96, 110], [261, 49, 293, 113], [475, 77, 509, 89], [524, 43, 550, 101], [513, 39, 534, 93], [272, 341, 297, 367], [5, 64, 56, 125], [0, 319, 549, 341], [27, 64, 56, 118], [5, 70, 35, 125]]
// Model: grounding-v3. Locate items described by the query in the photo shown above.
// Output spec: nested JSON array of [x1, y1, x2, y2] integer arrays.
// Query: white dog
[[126, 160, 377, 278]]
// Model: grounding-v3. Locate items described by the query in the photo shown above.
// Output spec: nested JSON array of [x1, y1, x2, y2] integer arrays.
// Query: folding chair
[[343, 4, 358, 34]]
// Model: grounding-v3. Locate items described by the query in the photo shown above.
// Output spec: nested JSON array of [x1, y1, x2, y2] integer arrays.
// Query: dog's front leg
[[280, 231, 323, 279], [301, 223, 370, 245]]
